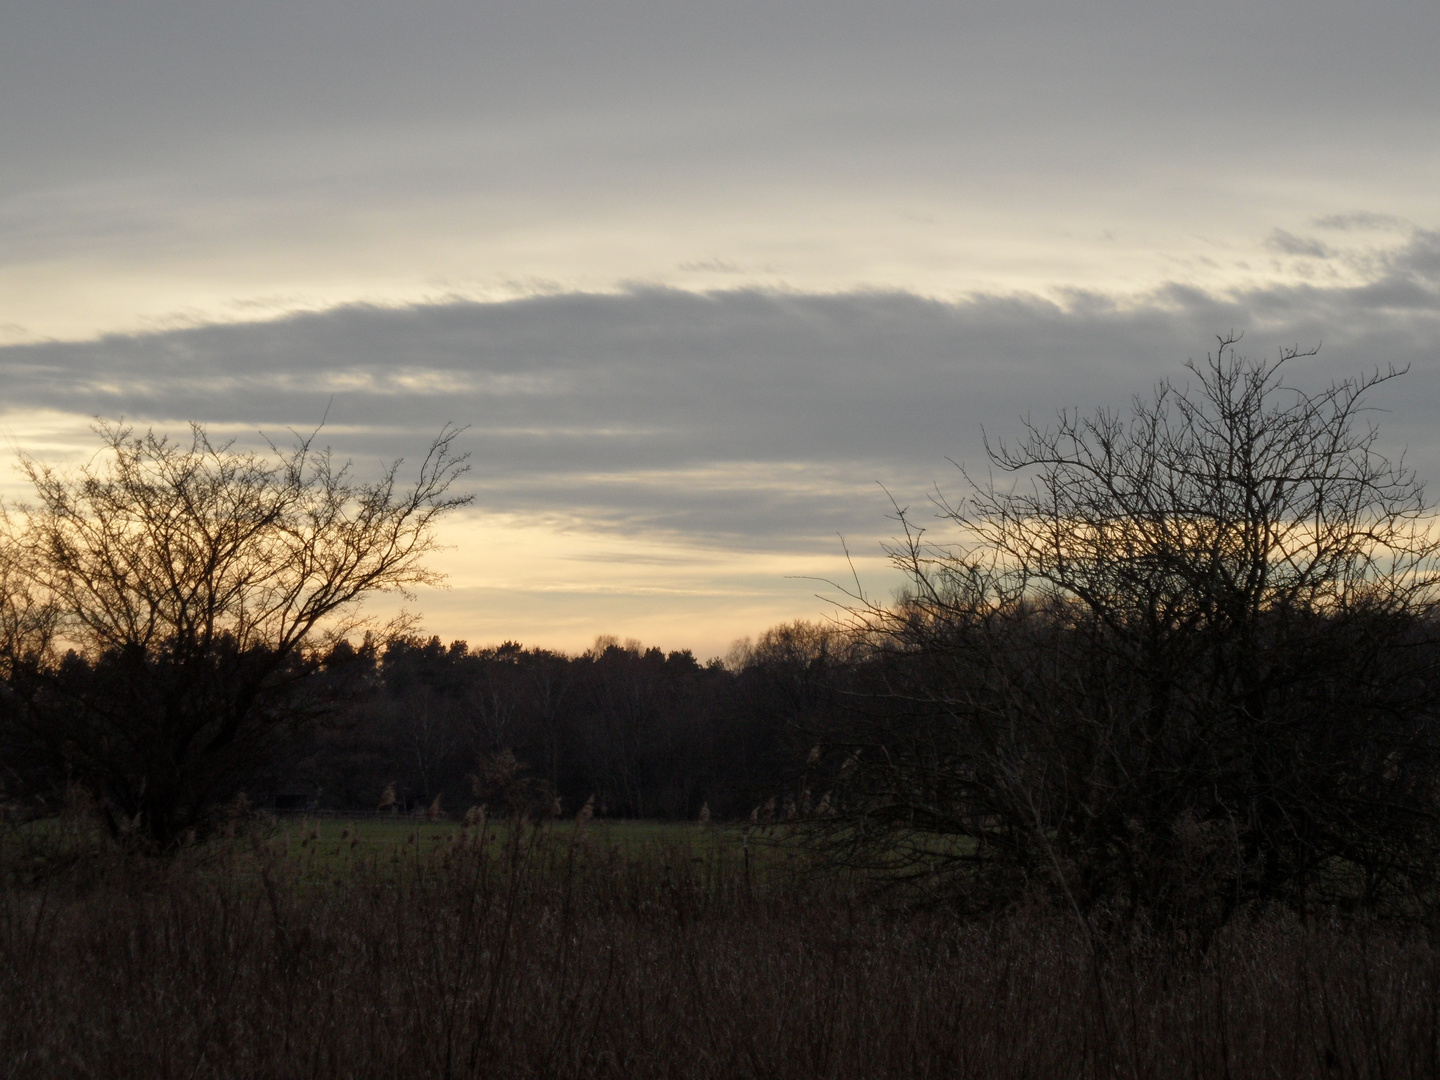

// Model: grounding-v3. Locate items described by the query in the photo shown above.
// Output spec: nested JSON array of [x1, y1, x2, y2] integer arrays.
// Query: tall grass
[[3, 819, 1439, 1078]]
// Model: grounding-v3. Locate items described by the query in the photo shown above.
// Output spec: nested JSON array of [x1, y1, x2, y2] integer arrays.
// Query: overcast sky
[[3, 1, 1439, 656]]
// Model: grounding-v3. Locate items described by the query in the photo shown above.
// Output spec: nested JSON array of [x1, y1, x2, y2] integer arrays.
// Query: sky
[[3, 0, 1440, 657]]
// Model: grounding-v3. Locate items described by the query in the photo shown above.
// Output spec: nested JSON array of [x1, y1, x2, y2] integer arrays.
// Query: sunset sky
[[4, 0, 1440, 657]]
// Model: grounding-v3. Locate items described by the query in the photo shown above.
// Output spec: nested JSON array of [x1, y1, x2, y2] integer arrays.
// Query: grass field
[[272, 814, 729, 857], [262, 813, 770, 883]]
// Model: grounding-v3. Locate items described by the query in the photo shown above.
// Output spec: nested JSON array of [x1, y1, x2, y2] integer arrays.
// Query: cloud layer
[[6, 229, 1440, 545], [6, 1, 1440, 341]]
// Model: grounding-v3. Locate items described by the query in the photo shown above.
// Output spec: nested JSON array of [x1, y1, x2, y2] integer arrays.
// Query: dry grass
[[3, 822, 1439, 1079]]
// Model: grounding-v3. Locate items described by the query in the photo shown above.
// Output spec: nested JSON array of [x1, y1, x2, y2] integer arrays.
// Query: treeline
[[292, 630, 831, 821]]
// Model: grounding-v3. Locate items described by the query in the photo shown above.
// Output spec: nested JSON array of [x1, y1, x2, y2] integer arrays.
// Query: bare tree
[[818, 338, 1440, 925], [0, 420, 470, 845]]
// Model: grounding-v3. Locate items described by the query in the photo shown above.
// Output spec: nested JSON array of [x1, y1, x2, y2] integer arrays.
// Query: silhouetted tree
[[0, 421, 469, 845], [815, 338, 1440, 926]]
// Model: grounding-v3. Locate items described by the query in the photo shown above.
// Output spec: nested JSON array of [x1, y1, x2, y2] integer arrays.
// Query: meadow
[[270, 814, 732, 868], [3, 812, 1440, 1079]]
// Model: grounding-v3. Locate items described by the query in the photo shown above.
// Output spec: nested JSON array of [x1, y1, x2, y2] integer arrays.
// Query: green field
[[210, 812, 816, 894], [271, 814, 740, 864], [0, 809, 787, 893]]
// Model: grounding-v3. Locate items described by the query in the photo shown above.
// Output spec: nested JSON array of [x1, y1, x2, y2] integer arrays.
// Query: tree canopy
[[0, 421, 469, 845]]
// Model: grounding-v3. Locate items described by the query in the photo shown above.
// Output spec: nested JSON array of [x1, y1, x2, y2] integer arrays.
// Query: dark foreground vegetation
[[5, 819, 1440, 1080]]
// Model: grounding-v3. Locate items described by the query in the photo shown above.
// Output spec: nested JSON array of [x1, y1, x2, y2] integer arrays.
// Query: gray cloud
[[1387, 230, 1440, 284], [4, 233, 1439, 555], [1314, 212, 1409, 233], [1265, 230, 1331, 259]]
